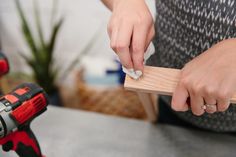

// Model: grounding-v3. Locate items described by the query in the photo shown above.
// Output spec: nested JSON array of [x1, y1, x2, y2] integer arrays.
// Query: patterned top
[[147, 0, 236, 132]]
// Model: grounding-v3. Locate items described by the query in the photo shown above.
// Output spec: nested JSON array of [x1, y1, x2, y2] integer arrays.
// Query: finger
[[216, 82, 232, 112], [107, 21, 113, 39], [217, 95, 230, 112], [189, 92, 205, 116], [110, 25, 118, 51], [145, 25, 155, 51], [171, 83, 189, 111], [111, 21, 134, 69], [205, 104, 217, 114], [131, 24, 149, 72], [204, 96, 217, 114]]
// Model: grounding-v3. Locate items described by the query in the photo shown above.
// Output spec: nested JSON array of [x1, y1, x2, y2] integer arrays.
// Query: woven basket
[[63, 71, 147, 120]]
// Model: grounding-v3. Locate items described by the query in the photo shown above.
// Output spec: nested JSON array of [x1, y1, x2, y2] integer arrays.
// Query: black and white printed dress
[[147, 0, 236, 132]]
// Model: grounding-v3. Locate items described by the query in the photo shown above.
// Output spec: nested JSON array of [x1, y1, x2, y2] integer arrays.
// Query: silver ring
[[205, 104, 217, 109]]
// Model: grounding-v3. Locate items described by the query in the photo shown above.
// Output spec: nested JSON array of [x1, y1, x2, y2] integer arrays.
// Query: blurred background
[[0, 0, 155, 120]]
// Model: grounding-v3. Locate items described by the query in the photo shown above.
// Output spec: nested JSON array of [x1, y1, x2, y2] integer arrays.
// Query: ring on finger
[[205, 104, 217, 109]]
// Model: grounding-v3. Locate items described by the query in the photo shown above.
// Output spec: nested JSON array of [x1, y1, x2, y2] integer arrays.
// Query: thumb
[[171, 83, 189, 111]]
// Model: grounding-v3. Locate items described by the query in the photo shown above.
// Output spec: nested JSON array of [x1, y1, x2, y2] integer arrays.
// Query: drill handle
[[1, 125, 44, 157], [16, 125, 43, 157]]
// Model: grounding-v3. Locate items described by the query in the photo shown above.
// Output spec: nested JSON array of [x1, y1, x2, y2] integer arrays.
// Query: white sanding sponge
[[122, 42, 155, 80]]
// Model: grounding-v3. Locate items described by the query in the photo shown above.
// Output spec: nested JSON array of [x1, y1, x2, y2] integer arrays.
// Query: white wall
[[0, 0, 156, 82]]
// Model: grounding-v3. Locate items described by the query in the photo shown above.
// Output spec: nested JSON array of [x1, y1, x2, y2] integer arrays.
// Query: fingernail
[[135, 70, 143, 77]]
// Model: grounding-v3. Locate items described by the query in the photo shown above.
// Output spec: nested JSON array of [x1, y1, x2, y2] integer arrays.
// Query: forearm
[[101, 0, 116, 11]]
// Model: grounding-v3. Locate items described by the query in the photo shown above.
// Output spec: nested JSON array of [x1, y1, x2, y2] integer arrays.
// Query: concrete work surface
[[1, 106, 236, 157]]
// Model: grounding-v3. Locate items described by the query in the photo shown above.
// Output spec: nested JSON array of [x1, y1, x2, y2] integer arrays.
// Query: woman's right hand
[[107, 0, 155, 74]]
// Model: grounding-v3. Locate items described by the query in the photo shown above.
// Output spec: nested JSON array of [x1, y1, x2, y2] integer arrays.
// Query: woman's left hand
[[171, 38, 236, 116]]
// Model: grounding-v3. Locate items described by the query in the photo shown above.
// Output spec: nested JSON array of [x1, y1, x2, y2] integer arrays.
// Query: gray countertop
[[1, 106, 236, 157]]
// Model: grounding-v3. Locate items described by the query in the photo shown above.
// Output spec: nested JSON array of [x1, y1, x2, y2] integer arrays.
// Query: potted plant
[[15, 0, 63, 105]]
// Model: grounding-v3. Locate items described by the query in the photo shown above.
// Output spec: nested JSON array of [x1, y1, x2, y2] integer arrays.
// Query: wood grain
[[124, 66, 236, 103]]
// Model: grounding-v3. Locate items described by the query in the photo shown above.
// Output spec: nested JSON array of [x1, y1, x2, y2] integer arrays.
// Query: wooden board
[[124, 66, 236, 103]]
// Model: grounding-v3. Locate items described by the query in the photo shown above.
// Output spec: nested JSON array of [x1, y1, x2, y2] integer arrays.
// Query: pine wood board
[[124, 66, 236, 103]]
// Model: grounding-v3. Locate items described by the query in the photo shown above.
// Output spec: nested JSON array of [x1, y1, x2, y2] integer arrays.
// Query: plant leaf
[[50, 0, 59, 27], [14, 0, 40, 61], [34, 0, 46, 52], [15, 0, 62, 94], [47, 18, 63, 63]]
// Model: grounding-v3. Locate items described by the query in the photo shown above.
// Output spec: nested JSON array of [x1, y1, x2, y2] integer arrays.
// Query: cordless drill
[[0, 51, 49, 157], [0, 83, 49, 157]]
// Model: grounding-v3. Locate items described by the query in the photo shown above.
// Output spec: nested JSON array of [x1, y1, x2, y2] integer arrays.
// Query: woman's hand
[[107, 0, 155, 73], [171, 38, 236, 116]]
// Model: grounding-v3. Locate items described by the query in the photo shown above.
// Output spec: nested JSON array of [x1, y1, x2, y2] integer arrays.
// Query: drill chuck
[[0, 102, 15, 138]]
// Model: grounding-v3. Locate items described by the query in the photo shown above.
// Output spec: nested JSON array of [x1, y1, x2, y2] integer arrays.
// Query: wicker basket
[[63, 71, 147, 120]]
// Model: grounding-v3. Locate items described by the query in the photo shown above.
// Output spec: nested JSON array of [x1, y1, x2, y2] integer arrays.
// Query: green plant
[[15, 0, 63, 94]]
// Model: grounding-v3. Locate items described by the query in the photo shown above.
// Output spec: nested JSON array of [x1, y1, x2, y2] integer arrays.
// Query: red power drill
[[0, 51, 49, 157], [0, 83, 49, 157]]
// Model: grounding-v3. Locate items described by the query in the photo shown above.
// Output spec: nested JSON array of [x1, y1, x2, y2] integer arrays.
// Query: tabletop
[[1, 106, 236, 157]]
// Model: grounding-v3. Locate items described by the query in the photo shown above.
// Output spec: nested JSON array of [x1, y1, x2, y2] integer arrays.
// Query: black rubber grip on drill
[[16, 126, 43, 157], [15, 142, 39, 157]]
